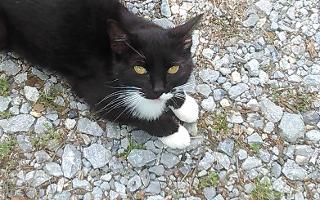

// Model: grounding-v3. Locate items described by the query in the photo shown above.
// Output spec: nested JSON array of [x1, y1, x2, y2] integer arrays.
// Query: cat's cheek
[[159, 125, 190, 149], [170, 94, 199, 123]]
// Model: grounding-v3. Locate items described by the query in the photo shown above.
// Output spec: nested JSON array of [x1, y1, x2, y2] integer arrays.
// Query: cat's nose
[[153, 82, 165, 97]]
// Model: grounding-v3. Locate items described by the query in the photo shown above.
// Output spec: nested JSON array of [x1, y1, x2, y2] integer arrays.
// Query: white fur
[[159, 125, 191, 149], [170, 94, 199, 123], [128, 93, 173, 121]]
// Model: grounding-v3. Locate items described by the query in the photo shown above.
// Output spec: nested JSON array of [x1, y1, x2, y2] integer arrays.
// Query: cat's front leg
[[168, 92, 199, 123], [126, 113, 191, 149]]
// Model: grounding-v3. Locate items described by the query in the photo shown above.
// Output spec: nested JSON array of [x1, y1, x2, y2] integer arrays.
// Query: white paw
[[170, 94, 199, 123], [159, 125, 191, 149]]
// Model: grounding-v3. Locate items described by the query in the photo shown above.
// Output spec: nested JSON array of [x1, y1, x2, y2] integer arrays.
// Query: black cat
[[0, 0, 201, 149]]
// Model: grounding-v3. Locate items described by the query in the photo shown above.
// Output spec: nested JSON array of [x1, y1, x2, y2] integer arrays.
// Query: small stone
[[92, 187, 103, 200], [242, 156, 262, 170], [72, 178, 91, 191], [243, 14, 259, 27], [295, 145, 313, 157], [213, 194, 224, 200], [0, 60, 21, 75], [228, 83, 249, 98], [255, 0, 273, 15], [25, 170, 51, 187], [131, 130, 152, 144], [246, 99, 259, 111], [231, 71, 241, 83], [127, 149, 156, 167], [269, 162, 281, 179], [259, 149, 271, 162], [0, 114, 35, 133], [213, 89, 225, 101], [61, 144, 81, 179], [67, 110, 78, 119], [83, 143, 111, 169], [24, 86, 40, 102], [203, 187, 216, 200], [306, 130, 320, 142], [64, 119, 76, 130], [259, 98, 283, 123], [199, 69, 220, 84], [20, 102, 31, 114], [54, 96, 65, 106], [201, 97, 216, 112], [272, 178, 290, 193], [0, 97, 10, 112], [34, 116, 53, 134], [264, 122, 274, 133], [145, 181, 161, 195], [220, 99, 230, 107], [127, 175, 142, 192], [77, 118, 104, 136], [35, 150, 51, 163], [302, 111, 320, 125], [106, 122, 121, 139], [44, 162, 63, 177], [14, 73, 28, 84], [140, 169, 150, 187], [214, 152, 230, 169], [217, 139, 234, 157], [153, 18, 175, 29], [199, 152, 215, 170], [160, 152, 180, 168], [202, 48, 215, 60], [228, 112, 243, 124], [31, 67, 49, 80], [245, 59, 260, 76], [114, 182, 126, 194], [197, 84, 212, 97], [17, 135, 33, 152], [149, 165, 165, 176], [160, 0, 171, 17], [238, 149, 248, 160], [279, 113, 305, 143], [54, 191, 71, 200], [282, 160, 307, 181], [303, 75, 320, 86], [247, 133, 263, 144]]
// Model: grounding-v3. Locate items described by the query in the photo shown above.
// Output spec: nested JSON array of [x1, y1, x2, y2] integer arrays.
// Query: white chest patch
[[126, 92, 173, 121]]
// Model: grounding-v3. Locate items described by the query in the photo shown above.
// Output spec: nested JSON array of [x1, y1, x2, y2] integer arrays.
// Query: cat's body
[[0, 0, 201, 149]]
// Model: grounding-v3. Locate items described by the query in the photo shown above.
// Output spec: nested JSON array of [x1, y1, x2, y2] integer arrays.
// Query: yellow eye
[[168, 65, 180, 74], [133, 66, 147, 75]]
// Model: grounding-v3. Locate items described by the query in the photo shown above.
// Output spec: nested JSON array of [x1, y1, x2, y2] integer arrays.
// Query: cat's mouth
[[146, 93, 173, 101]]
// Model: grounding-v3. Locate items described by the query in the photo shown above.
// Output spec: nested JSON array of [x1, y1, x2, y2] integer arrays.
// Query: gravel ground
[[0, 0, 320, 199]]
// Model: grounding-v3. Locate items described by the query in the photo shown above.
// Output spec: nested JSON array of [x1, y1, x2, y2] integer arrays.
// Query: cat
[[0, 0, 202, 149]]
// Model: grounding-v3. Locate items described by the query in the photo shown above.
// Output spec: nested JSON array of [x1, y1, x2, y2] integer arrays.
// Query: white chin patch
[[129, 93, 173, 121], [159, 125, 191, 149], [170, 94, 199, 123]]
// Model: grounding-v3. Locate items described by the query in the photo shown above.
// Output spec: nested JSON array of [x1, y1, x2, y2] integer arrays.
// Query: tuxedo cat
[[0, 0, 201, 149]]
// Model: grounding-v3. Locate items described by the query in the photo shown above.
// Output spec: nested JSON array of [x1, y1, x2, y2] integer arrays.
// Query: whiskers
[[95, 87, 143, 121]]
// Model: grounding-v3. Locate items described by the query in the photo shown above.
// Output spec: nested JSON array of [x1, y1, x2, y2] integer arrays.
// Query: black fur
[[0, 0, 201, 137]]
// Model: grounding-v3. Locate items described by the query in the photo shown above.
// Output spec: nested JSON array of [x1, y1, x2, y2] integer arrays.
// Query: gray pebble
[[279, 113, 305, 143], [83, 144, 111, 169], [127, 149, 156, 167], [61, 144, 82, 179], [77, 118, 104, 136], [160, 152, 180, 168]]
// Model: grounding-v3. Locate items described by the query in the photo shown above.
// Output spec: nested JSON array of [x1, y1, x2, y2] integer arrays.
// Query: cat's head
[[107, 13, 202, 100]]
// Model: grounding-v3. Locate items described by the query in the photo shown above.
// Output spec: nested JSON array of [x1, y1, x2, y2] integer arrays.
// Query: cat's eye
[[168, 65, 180, 74], [133, 66, 147, 75]]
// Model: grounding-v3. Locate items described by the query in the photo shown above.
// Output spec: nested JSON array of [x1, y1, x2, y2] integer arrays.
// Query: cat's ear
[[107, 20, 129, 54], [169, 14, 203, 50]]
